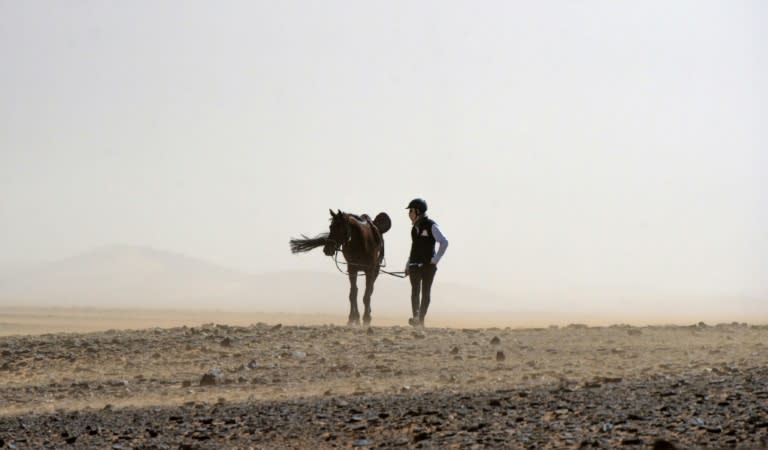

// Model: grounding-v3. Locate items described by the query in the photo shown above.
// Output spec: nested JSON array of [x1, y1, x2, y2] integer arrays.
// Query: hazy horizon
[[2, 1, 766, 317], [0, 243, 763, 326]]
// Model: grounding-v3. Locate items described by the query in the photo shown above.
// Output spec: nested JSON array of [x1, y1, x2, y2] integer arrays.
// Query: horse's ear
[[337, 209, 342, 216], [329, 208, 336, 217]]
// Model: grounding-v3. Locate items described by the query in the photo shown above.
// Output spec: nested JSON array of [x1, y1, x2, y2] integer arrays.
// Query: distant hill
[[0, 245, 516, 316], [0, 245, 252, 308], [1, 245, 763, 325]]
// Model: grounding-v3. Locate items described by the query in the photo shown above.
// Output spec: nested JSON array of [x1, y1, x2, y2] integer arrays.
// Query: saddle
[[372, 212, 391, 234], [354, 212, 391, 234]]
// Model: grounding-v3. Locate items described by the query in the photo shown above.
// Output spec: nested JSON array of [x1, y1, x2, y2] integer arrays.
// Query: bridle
[[325, 217, 351, 253]]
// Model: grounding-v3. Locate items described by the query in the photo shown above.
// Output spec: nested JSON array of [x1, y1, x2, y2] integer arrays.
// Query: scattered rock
[[652, 439, 678, 450], [200, 368, 224, 386], [0, 322, 766, 449]]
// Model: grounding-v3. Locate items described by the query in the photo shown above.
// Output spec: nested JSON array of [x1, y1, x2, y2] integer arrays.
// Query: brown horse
[[290, 209, 390, 325]]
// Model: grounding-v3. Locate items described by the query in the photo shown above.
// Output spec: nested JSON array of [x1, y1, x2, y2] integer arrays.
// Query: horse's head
[[324, 209, 350, 256]]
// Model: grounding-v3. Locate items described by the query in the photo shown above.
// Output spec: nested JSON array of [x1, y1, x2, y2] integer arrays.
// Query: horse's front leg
[[347, 270, 360, 326], [361, 269, 379, 326]]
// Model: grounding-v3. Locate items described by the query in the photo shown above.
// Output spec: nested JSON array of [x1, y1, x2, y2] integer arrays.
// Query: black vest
[[409, 218, 436, 264]]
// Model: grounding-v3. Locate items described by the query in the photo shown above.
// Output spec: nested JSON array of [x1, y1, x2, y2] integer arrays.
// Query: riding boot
[[410, 302, 420, 324], [418, 305, 429, 328]]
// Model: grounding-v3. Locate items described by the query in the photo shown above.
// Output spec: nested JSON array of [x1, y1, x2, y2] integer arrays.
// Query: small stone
[[200, 368, 224, 386], [496, 351, 505, 361], [652, 439, 678, 450], [490, 336, 501, 345]]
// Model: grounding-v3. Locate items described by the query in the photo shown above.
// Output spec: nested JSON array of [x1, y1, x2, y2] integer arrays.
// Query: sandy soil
[[0, 308, 767, 448]]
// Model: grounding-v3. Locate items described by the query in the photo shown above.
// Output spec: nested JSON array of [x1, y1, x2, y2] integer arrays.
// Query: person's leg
[[409, 266, 423, 324], [418, 264, 437, 325]]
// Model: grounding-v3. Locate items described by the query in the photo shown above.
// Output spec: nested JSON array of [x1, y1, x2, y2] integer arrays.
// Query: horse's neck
[[344, 218, 382, 251], [342, 219, 371, 248]]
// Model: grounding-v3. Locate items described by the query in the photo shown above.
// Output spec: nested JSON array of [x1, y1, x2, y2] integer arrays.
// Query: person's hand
[[404, 267, 410, 277]]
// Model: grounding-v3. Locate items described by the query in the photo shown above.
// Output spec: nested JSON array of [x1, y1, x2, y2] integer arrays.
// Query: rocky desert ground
[[0, 308, 767, 449]]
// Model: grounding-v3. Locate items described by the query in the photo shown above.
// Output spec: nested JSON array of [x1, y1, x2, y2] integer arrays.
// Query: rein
[[325, 216, 406, 279], [332, 250, 407, 278]]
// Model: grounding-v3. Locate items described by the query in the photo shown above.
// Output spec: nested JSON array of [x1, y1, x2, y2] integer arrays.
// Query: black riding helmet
[[406, 198, 428, 215]]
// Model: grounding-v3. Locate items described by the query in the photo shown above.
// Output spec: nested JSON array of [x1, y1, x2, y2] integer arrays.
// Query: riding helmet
[[406, 198, 428, 214]]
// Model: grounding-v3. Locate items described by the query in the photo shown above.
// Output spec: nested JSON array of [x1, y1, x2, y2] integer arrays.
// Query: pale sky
[[1, 1, 766, 303]]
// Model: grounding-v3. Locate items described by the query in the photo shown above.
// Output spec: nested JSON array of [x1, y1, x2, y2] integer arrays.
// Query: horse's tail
[[289, 233, 329, 254]]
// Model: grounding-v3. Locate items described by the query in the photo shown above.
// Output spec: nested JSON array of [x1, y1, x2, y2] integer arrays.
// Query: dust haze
[[1, 1, 766, 328], [0, 245, 764, 332]]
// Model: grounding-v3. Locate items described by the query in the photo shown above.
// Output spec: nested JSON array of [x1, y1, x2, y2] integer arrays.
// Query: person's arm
[[430, 223, 448, 264]]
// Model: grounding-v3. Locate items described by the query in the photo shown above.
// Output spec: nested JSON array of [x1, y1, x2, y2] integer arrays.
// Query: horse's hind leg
[[347, 271, 360, 326], [361, 269, 378, 326]]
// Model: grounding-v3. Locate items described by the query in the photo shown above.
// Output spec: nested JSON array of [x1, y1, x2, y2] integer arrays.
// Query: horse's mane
[[289, 233, 329, 254]]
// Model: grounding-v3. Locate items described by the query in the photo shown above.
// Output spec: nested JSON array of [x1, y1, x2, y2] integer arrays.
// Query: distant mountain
[[0, 245, 253, 308], [0, 245, 516, 316], [2, 245, 761, 325]]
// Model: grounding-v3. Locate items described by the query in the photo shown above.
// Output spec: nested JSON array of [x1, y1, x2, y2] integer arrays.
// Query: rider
[[405, 198, 448, 327]]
